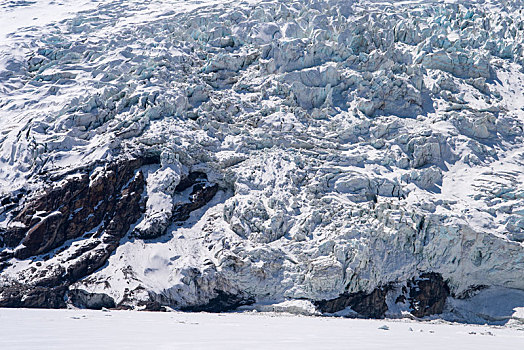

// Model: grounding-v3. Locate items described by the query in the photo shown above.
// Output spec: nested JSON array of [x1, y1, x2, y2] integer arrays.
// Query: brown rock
[[0, 155, 158, 308], [10, 156, 157, 259], [408, 272, 450, 317], [315, 286, 390, 318]]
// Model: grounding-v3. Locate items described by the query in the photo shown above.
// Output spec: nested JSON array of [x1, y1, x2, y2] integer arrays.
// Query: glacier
[[0, 0, 523, 323]]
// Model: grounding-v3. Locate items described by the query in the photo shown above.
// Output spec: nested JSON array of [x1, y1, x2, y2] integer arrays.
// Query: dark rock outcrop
[[172, 174, 219, 223], [134, 171, 218, 239], [68, 289, 116, 310], [315, 273, 450, 318], [0, 227, 26, 248], [407, 272, 450, 317], [181, 290, 255, 313], [0, 155, 158, 308], [0, 192, 24, 217], [0, 282, 67, 309], [0, 251, 13, 272], [138, 300, 166, 312], [315, 286, 390, 318], [175, 172, 208, 192], [6, 155, 158, 259]]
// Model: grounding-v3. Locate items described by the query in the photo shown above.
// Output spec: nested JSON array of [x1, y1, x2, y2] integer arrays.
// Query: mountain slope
[[0, 0, 523, 322]]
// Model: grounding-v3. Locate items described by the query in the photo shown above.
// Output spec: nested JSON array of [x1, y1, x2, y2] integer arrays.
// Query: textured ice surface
[[0, 0, 523, 321]]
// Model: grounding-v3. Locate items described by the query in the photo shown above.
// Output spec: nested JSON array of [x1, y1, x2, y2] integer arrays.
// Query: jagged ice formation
[[0, 0, 523, 322]]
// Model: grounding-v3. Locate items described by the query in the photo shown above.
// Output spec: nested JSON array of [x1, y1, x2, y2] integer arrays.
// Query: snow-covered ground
[[0, 0, 101, 41], [0, 308, 523, 350]]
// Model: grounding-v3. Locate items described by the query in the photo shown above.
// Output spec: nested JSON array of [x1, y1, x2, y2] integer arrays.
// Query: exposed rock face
[[0, 251, 13, 272], [172, 174, 219, 223], [3, 156, 157, 258], [0, 283, 67, 309], [181, 290, 255, 313], [68, 289, 116, 310], [315, 273, 450, 318], [315, 287, 390, 318], [0, 156, 156, 308], [408, 273, 450, 318], [134, 171, 219, 239]]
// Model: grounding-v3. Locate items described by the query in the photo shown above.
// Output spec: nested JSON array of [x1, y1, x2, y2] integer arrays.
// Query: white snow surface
[[0, 0, 524, 321], [0, 308, 523, 350]]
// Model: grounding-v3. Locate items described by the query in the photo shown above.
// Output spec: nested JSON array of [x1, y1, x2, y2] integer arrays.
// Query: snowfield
[[0, 308, 523, 350], [0, 0, 523, 330]]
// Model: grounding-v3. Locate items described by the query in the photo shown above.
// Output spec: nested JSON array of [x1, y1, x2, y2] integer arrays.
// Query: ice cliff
[[0, 0, 523, 323]]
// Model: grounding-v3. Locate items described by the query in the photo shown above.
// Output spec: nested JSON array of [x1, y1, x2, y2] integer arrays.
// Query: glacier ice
[[0, 0, 523, 321]]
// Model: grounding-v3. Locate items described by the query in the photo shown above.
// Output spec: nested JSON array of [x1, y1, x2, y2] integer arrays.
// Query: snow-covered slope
[[0, 0, 523, 323]]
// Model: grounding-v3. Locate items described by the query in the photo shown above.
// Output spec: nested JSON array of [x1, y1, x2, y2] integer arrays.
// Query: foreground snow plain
[[0, 308, 523, 350]]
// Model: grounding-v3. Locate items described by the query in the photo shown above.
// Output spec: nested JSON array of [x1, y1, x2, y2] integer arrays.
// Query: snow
[[0, 308, 523, 350], [0, 0, 101, 42], [0, 0, 524, 321]]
